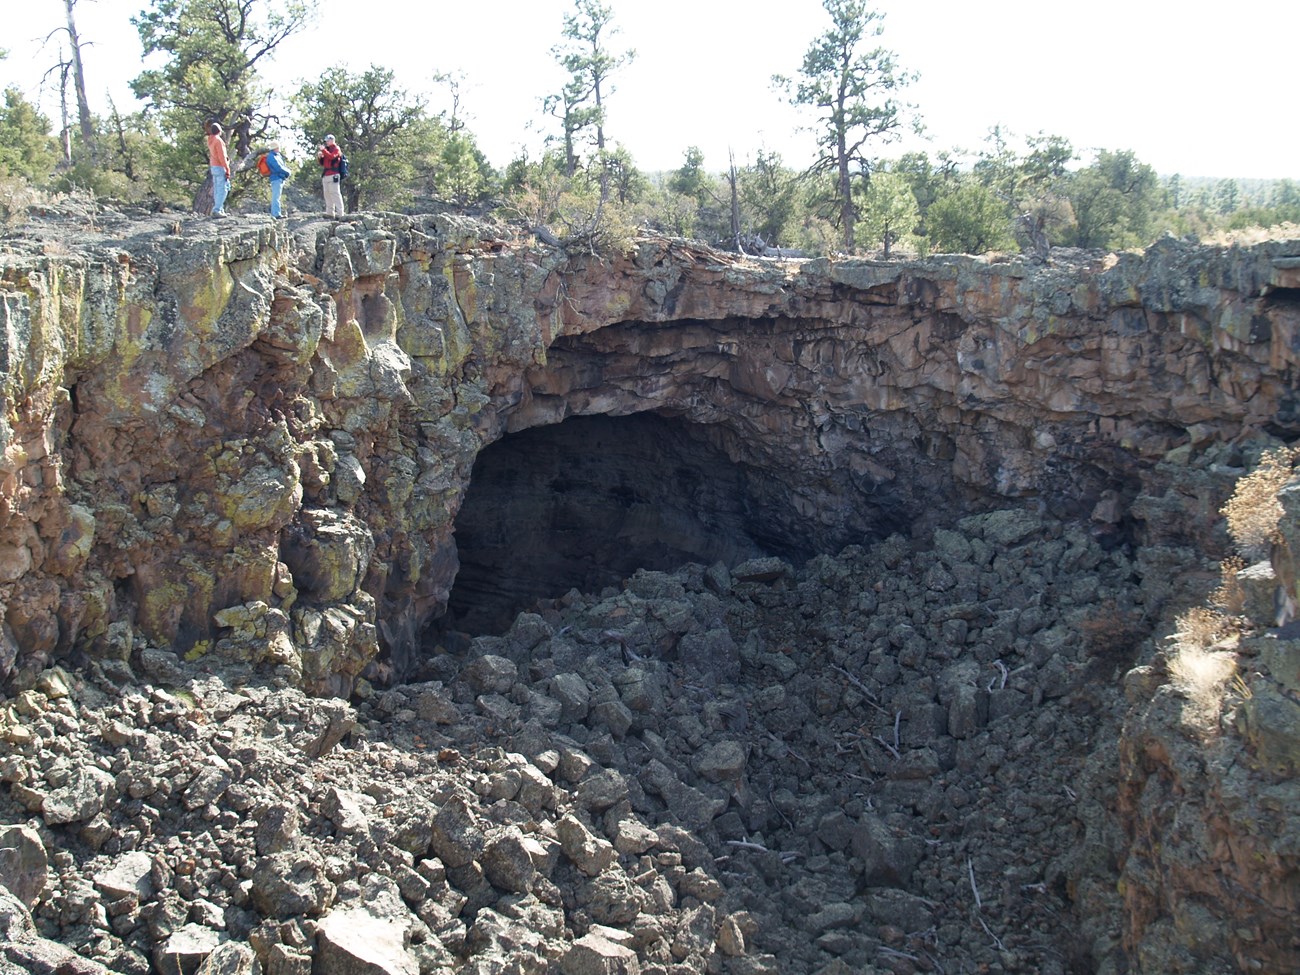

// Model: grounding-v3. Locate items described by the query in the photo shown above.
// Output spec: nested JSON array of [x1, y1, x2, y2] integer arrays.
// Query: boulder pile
[[0, 500, 1170, 975]]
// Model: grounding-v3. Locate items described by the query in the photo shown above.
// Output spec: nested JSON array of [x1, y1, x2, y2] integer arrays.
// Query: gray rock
[[0, 888, 36, 944], [946, 684, 988, 739], [265, 944, 312, 975], [194, 943, 257, 975], [580, 869, 646, 926], [0, 825, 47, 907], [42, 766, 115, 825], [590, 698, 633, 738], [181, 767, 231, 811], [153, 923, 224, 975], [804, 900, 859, 933], [609, 817, 658, 856], [612, 668, 662, 713], [255, 804, 301, 855], [94, 850, 154, 901], [480, 827, 537, 894], [556, 814, 616, 877], [692, 740, 747, 783], [862, 887, 935, 933], [514, 763, 557, 814], [549, 673, 591, 722], [560, 932, 641, 975], [670, 903, 716, 960], [555, 745, 595, 784], [322, 787, 373, 834], [428, 794, 484, 869], [0, 887, 114, 974], [315, 906, 419, 975], [575, 768, 629, 813], [462, 654, 518, 695], [731, 558, 789, 583], [250, 852, 335, 917], [850, 816, 922, 888], [413, 686, 459, 724]]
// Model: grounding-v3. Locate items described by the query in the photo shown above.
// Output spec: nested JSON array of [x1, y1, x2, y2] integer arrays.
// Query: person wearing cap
[[317, 134, 345, 218], [265, 143, 292, 218], [207, 122, 230, 216]]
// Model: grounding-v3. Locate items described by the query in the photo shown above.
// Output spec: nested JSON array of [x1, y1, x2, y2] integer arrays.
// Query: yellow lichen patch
[[183, 640, 211, 662], [176, 263, 235, 339], [603, 289, 633, 323], [214, 461, 303, 534], [137, 579, 190, 646]]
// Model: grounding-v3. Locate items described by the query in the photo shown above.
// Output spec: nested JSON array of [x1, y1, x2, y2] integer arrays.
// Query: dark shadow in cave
[[443, 412, 818, 635]]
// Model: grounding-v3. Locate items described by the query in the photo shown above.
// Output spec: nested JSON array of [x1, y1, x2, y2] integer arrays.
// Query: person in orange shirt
[[207, 123, 231, 216]]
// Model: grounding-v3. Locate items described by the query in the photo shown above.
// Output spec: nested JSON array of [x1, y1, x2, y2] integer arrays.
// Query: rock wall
[[1114, 480, 1300, 974], [1, 210, 1299, 973], [1, 213, 1298, 695]]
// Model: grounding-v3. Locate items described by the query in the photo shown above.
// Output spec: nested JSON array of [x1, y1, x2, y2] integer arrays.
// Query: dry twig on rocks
[[831, 664, 889, 714]]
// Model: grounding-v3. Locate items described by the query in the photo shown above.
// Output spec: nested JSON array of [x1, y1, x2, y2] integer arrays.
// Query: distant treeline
[[2, 0, 1295, 257]]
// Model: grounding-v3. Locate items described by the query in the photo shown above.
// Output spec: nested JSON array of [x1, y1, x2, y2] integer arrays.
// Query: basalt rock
[[0, 207, 1298, 974], [1, 212, 1297, 689]]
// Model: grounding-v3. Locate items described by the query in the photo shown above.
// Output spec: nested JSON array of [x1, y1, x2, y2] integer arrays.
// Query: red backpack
[[256, 153, 271, 177]]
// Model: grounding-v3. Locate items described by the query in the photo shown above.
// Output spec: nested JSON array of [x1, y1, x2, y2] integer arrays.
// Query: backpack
[[256, 153, 271, 177], [338, 154, 349, 180]]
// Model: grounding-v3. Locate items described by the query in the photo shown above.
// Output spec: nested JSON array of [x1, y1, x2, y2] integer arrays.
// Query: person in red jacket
[[318, 134, 345, 218]]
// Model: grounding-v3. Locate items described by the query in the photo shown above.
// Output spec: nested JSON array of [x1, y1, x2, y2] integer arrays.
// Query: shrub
[[1166, 607, 1240, 722], [1220, 446, 1298, 561]]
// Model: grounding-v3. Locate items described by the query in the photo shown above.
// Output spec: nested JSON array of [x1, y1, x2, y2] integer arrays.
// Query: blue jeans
[[270, 178, 285, 217], [210, 165, 229, 213]]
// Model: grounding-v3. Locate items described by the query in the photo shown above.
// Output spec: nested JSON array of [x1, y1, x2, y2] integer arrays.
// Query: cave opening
[[443, 412, 822, 635]]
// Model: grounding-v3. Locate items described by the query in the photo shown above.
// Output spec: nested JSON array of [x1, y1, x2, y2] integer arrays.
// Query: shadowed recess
[[445, 412, 826, 634]]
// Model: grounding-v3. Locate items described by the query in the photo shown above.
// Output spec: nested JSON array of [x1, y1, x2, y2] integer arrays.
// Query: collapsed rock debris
[[1, 505, 1154, 974]]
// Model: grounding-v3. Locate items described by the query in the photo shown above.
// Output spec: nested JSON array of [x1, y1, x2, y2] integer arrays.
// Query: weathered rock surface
[[1, 209, 1297, 688], [0, 205, 1295, 974]]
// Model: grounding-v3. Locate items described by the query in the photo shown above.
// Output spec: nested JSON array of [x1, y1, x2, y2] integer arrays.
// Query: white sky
[[1, 0, 1296, 180]]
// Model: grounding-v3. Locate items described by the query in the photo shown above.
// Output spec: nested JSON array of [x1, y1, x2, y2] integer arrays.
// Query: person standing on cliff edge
[[207, 123, 230, 216], [318, 134, 345, 218], [264, 144, 292, 219]]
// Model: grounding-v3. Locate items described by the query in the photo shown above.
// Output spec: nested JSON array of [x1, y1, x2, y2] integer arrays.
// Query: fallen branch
[[723, 839, 801, 863], [766, 731, 812, 767], [988, 659, 1009, 691], [878, 946, 920, 962], [831, 664, 889, 714], [978, 915, 1005, 951], [872, 735, 900, 760]]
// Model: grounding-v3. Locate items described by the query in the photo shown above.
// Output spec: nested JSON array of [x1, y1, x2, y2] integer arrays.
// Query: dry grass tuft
[[1221, 447, 1298, 562], [0, 176, 49, 229], [1166, 607, 1240, 723], [1210, 556, 1247, 615]]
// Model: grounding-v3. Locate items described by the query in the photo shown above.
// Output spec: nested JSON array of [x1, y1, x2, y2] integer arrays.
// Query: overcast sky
[[2, 0, 1295, 179]]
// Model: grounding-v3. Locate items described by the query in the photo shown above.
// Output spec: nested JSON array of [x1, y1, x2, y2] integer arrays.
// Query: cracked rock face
[[0, 205, 1298, 973], [2, 212, 1297, 687]]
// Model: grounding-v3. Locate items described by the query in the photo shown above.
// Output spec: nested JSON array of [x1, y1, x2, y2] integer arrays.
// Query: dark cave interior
[[443, 412, 825, 634]]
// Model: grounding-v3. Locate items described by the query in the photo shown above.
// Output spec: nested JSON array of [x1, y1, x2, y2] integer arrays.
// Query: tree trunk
[[727, 151, 742, 249], [64, 0, 96, 160], [594, 82, 609, 203], [835, 92, 854, 253], [193, 172, 215, 215], [838, 149, 854, 254]]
